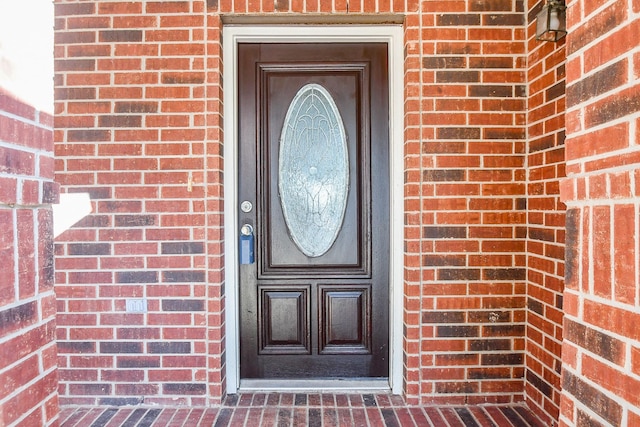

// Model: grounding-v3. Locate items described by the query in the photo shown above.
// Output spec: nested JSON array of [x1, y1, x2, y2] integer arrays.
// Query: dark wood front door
[[238, 43, 389, 379]]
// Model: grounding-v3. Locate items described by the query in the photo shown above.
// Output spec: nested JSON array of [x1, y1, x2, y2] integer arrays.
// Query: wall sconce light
[[535, 0, 567, 42]]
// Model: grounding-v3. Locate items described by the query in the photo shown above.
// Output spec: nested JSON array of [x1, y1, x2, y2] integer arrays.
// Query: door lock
[[240, 200, 253, 213]]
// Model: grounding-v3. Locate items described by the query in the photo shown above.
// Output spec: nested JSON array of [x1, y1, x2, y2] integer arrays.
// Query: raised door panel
[[259, 287, 310, 355], [319, 285, 371, 354]]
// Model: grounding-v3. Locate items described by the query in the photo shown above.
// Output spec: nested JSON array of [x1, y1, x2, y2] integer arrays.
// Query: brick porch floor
[[59, 393, 546, 426]]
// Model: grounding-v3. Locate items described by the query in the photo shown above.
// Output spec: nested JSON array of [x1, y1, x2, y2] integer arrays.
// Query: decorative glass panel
[[278, 84, 349, 257]]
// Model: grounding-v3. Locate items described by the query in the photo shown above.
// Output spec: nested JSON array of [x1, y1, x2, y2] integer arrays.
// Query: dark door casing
[[238, 43, 389, 379]]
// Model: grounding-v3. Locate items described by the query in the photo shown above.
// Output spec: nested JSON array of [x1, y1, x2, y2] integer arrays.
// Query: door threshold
[[239, 378, 390, 393]]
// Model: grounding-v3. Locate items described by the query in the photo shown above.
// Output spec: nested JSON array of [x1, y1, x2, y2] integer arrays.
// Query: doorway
[[222, 25, 404, 393]]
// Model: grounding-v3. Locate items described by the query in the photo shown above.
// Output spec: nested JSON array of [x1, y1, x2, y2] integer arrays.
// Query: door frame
[[222, 24, 404, 394]]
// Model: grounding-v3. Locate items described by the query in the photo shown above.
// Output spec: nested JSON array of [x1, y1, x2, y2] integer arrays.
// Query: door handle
[[239, 224, 255, 264]]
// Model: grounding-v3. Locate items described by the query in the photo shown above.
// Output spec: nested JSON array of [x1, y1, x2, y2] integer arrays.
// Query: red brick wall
[[524, 1, 567, 424], [54, 0, 537, 407], [53, 0, 215, 406], [0, 90, 59, 425], [409, 0, 528, 405], [559, 0, 640, 425]]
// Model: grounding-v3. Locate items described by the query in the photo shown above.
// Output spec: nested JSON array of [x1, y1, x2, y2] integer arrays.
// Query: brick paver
[[60, 393, 546, 426]]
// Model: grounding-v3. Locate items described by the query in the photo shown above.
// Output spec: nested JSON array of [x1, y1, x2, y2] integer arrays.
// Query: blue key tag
[[240, 224, 255, 264]]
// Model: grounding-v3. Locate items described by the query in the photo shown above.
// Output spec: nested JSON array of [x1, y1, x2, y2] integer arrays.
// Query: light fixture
[[535, 0, 567, 42]]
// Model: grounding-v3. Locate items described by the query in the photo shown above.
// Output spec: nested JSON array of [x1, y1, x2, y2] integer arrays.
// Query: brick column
[[560, 0, 640, 425], [0, 90, 59, 425]]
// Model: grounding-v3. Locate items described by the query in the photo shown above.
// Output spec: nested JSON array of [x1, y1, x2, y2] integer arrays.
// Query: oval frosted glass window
[[278, 84, 349, 258]]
